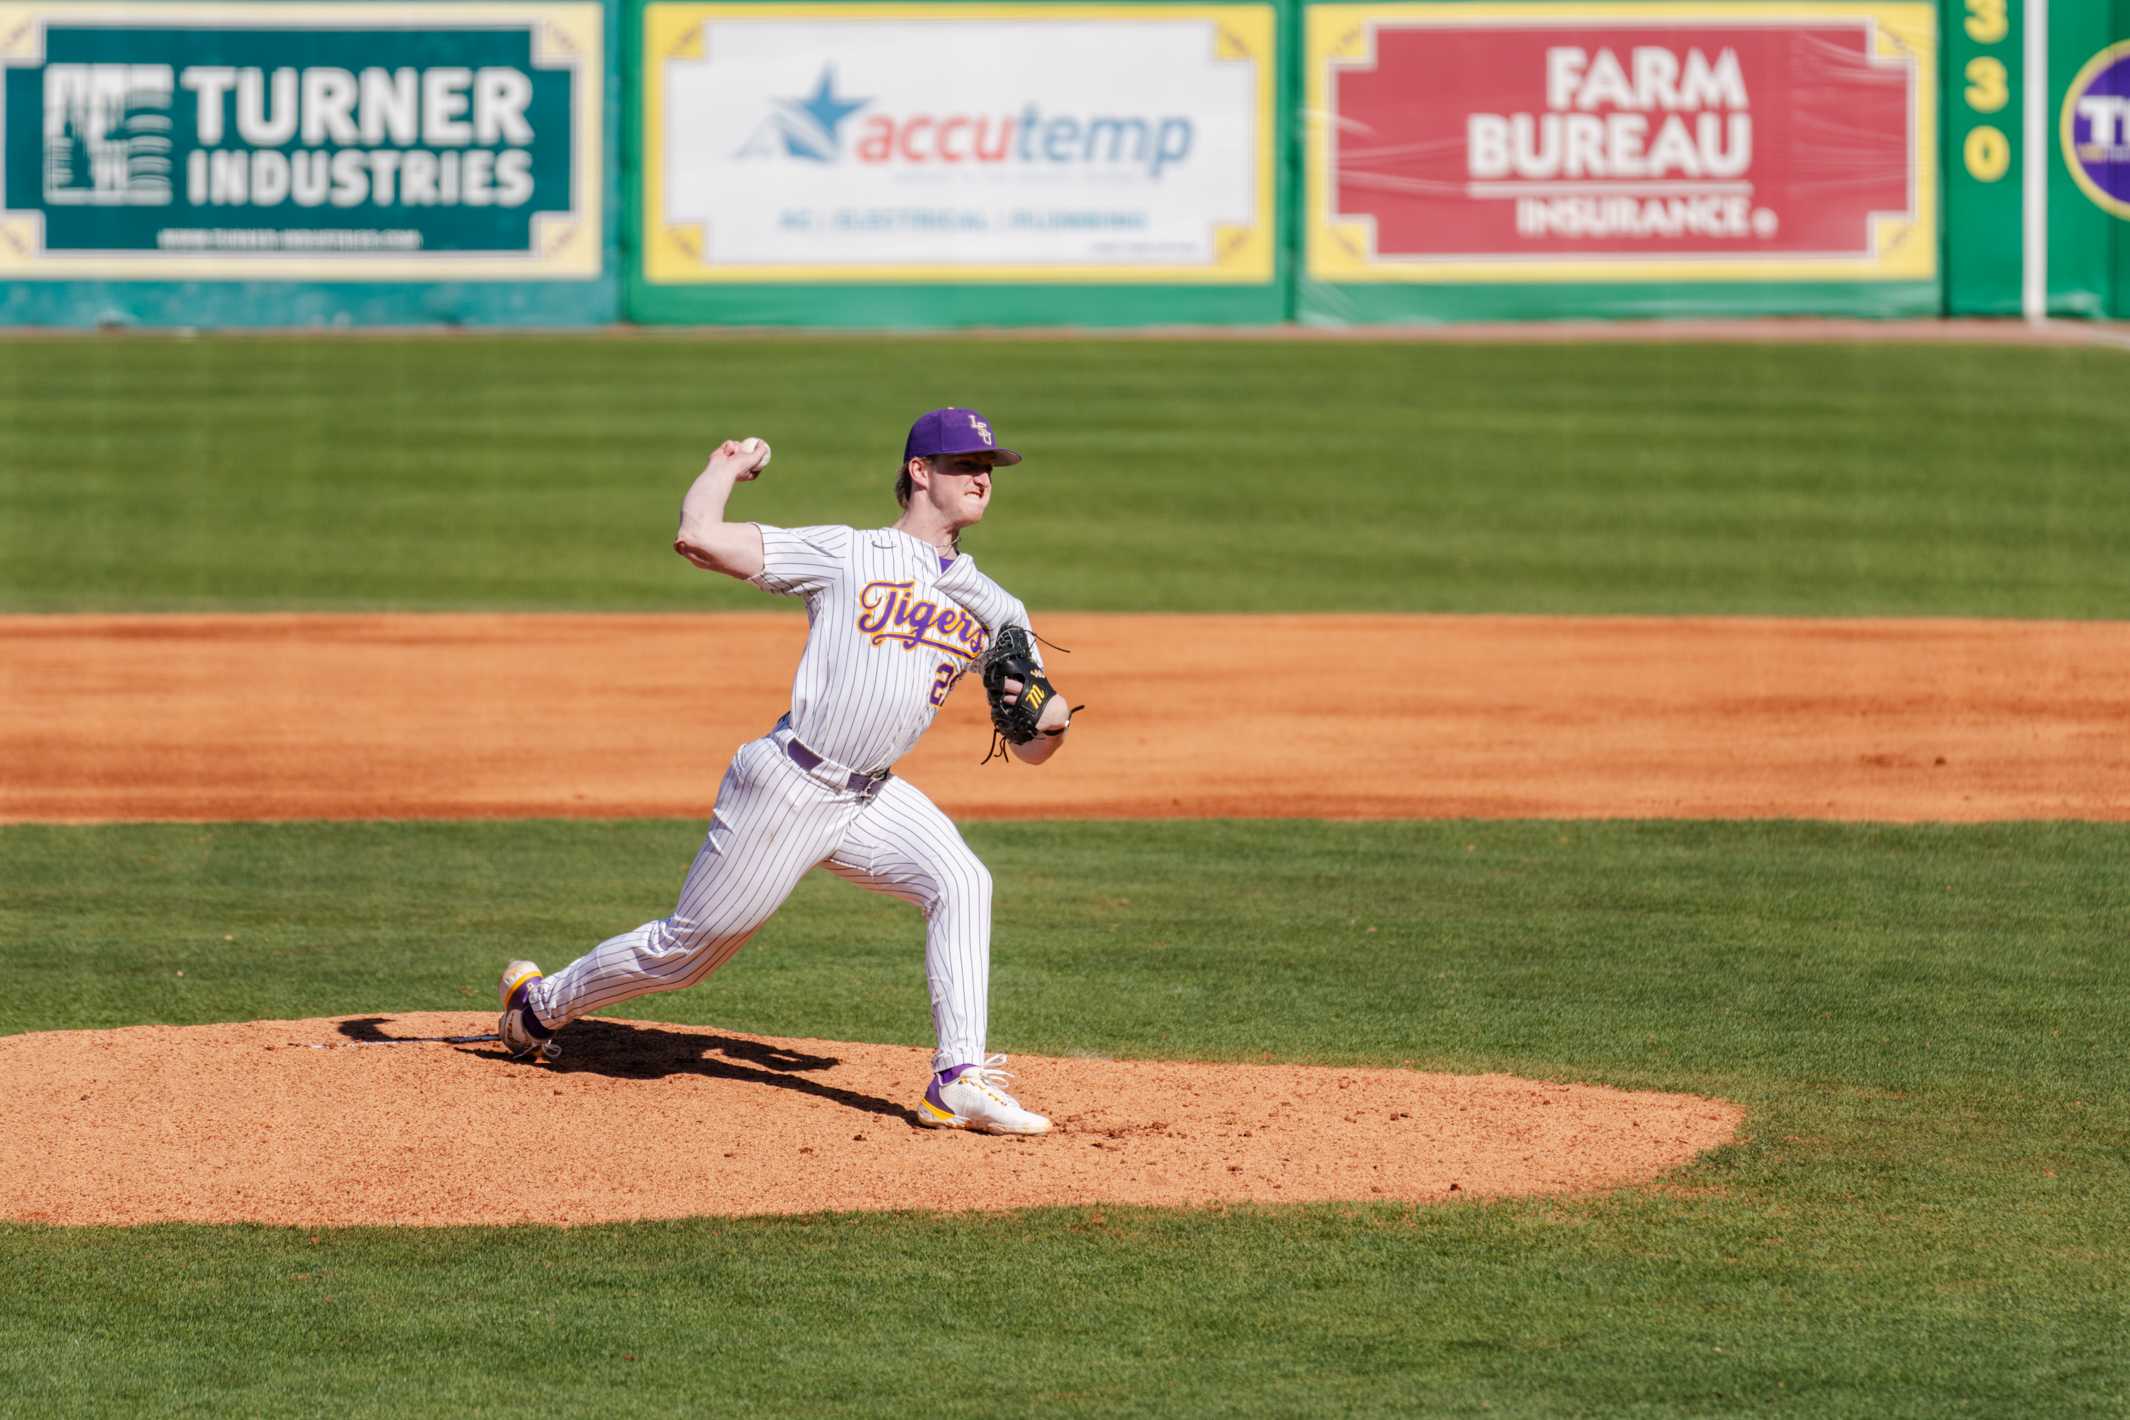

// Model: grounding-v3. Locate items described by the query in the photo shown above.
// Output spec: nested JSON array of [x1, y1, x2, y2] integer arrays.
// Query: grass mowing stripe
[[0, 1206, 2120, 1419], [4, 819, 2122, 1097], [3, 338, 2127, 615], [0, 819, 2124, 1416]]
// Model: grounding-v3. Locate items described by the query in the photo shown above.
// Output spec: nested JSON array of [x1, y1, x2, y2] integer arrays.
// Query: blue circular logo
[[2063, 42, 2130, 219]]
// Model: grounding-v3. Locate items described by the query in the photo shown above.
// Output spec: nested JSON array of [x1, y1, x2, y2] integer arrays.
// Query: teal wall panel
[[1942, 0, 2026, 313], [2047, 0, 2130, 316]]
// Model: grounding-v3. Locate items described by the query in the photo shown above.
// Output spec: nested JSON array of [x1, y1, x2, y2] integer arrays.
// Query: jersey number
[[929, 662, 957, 707]]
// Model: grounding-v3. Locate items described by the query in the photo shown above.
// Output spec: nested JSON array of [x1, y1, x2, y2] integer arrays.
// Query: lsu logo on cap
[[970, 415, 993, 446]]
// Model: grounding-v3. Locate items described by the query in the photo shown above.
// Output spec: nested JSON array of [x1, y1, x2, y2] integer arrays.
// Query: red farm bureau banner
[[1314, 8, 1933, 275]]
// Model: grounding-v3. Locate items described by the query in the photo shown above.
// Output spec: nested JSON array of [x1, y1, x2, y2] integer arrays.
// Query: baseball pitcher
[[497, 408, 1071, 1134]]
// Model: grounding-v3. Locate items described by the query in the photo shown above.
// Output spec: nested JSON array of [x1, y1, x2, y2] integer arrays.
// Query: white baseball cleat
[[918, 1054, 1051, 1135], [496, 959, 560, 1062]]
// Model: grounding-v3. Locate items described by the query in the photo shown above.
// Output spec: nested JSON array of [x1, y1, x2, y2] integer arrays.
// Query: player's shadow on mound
[[337, 1016, 919, 1125], [546, 1021, 924, 1127], [352, 1016, 920, 1127], [544, 1019, 835, 1077]]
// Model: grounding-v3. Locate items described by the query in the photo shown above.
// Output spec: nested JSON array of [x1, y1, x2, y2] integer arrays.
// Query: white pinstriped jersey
[[749, 524, 1044, 774]]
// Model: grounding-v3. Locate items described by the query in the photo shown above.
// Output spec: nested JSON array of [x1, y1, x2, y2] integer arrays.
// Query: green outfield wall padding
[[1943, 0, 2027, 313], [2118, 0, 2130, 319], [2118, 0, 2130, 317], [2046, 0, 2130, 316], [0, 0, 621, 327]]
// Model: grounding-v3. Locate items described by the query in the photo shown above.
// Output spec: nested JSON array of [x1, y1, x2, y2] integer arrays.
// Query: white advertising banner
[[642, 4, 1276, 283]]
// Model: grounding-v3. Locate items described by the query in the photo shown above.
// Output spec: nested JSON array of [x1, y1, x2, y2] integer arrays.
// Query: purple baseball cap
[[902, 407, 1022, 466]]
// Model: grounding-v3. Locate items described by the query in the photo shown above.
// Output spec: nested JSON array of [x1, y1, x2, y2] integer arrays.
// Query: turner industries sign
[[1305, 2, 1937, 283], [0, 2, 604, 279]]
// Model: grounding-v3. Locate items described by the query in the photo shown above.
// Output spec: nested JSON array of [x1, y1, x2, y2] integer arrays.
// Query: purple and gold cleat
[[917, 1055, 1049, 1134], [496, 959, 560, 1062]]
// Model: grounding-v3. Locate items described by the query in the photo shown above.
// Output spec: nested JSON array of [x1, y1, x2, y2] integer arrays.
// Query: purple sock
[[510, 982, 554, 1039]]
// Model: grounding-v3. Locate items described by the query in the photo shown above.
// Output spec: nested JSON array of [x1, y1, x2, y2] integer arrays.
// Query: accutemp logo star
[[735, 65, 871, 162]]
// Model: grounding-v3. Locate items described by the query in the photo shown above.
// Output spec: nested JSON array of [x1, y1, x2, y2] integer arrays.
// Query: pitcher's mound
[[0, 1014, 1741, 1227]]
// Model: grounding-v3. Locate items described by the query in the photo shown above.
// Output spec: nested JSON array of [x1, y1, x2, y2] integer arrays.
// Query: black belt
[[784, 735, 889, 794]]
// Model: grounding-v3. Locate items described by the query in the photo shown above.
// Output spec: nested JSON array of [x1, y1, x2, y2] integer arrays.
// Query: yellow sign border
[[1303, 1, 1938, 284], [642, 2, 1277, 285], [0, 1, 605, 280]]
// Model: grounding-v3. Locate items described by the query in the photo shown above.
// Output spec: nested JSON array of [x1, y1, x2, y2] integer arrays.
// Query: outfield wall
[[1942, 0, 2130, 316], [2042, 0, 2130, 316], [2, 0, 2124, 324]]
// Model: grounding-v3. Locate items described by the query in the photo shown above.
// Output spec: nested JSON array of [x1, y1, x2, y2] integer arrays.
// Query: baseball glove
[[980, 626, 1059, 745]]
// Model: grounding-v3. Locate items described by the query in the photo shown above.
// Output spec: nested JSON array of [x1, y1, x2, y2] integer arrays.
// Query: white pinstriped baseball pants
[[527, 732, 993, 1072]]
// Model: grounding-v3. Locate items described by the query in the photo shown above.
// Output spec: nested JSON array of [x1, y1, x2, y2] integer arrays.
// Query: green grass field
[[4, 335, 2127, 1417], [3, 336, 2127, 615], [3, 820, 2126, 1416]]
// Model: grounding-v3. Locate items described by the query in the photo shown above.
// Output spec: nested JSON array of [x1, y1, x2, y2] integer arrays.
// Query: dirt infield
[[3, 611, 2126, 823], [16, 608, 2103, 1226], [0, 1014, 1741, 1227]]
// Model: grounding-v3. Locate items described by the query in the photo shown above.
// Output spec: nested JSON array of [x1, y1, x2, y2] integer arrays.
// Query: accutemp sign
[[2063, 40, 2130, 220], [0, 2, 604, 278], [643, 4, 1276, 283], [1306, 2, 1937, 283]]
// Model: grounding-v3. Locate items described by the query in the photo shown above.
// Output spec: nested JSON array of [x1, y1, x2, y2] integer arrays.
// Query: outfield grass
[[7, 330, 2125, 1416], [3, 819, 2124, 1417], [3, 336, 2127, 616]]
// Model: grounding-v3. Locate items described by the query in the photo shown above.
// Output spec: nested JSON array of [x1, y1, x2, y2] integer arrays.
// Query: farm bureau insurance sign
[[643, 4, 1275, 283], [0, 2, 603, 279], [1305, 2, 1936, 283]]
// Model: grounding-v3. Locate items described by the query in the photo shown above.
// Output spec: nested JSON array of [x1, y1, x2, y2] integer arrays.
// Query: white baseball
[[738, 437, 772, 474]]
